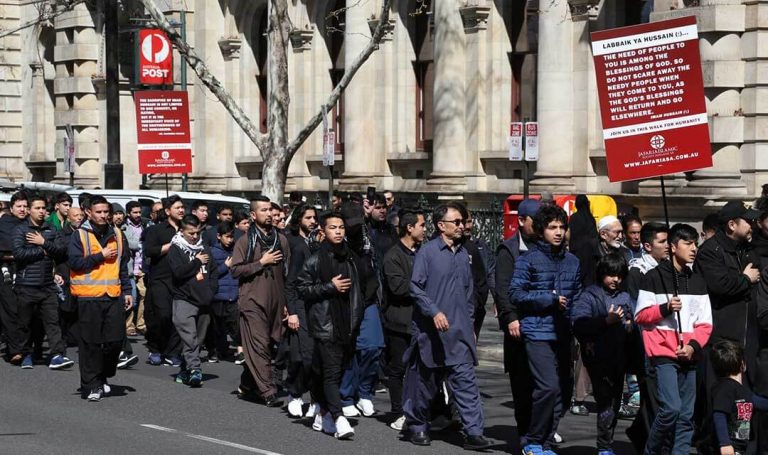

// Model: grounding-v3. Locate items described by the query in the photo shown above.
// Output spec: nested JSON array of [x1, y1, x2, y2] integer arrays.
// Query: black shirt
[[143, 221, 178, 281], [712, 378, 753, 451]]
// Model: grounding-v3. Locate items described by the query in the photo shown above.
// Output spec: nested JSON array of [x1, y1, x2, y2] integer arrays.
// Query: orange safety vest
[[70, 227, 123, 298]]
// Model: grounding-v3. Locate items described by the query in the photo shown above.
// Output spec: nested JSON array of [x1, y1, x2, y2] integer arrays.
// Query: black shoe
[[263, 394, 283, 408], [409, 431, 431, 446], [463, 435, 491, 451]]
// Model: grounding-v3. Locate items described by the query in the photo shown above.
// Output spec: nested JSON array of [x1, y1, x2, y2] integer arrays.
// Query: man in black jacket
[[693, 200, 761, 448], [296, 212, 375, 440], [143, 195, 185, 366], [0, 191, 28, 362], [458, 205, 491, 338], [382, 209, 425, 430], [495, 198, 540, 450], [13, 194, 72, 369]]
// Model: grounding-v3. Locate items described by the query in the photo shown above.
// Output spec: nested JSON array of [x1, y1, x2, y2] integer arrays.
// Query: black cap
[[718, 200, 760, 224]]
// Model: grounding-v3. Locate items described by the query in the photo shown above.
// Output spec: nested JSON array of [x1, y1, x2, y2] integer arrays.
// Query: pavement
[[0, 313, 636, 455]]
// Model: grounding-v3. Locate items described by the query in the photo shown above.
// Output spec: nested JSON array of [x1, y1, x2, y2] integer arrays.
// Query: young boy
[[572, 253, 634, 455], [509, 204, 582, 455], [710, 339, 768, 455], [635, 223, 713, 455], [168, 214, 217, 387], [210, 221, 242, 363]]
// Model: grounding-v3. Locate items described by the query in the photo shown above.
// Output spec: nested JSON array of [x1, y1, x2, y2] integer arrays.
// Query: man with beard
[[403, 203, 491, 450], [494, 198, 540, 450], [143, 195, 185, 367], [365, 194, 398, 267], [597, 215, 630, 259], [0, 191, 29, 363], [13, 194, 72, 369], [296, 212, 376, 439], [231, 196, 290, 407], [694, 200, 760, 451], [284, 204, 320, 417], [122, 201, 149, 338], [46, 192, 72, 231], [457, 204, 491, 338], [69, 195, 132, 401], [57, 206, 85, 348], [382, 209, 426, 430]]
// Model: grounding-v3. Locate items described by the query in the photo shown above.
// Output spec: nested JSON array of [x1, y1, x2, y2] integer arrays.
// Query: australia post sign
[[135, 91, 192, 174], [136, 29, 173, 86], [591, 16, 712, 182]]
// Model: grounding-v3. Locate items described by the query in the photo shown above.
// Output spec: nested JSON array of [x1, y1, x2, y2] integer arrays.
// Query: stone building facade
[[0, 0, 761, 216]]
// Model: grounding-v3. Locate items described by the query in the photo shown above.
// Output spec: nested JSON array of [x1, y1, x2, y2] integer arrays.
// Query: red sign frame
[[137, 29, 173, 86], [135, 91, 192, 174], [591, 16, 712, 182]]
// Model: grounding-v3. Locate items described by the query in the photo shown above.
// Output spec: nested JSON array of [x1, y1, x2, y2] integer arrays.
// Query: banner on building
[[508, 122, 523, 161], [136, 29, 173, 86], [135, 91, 192, 174], [524, 122, 539, 161], [591, 16, 712, 182]]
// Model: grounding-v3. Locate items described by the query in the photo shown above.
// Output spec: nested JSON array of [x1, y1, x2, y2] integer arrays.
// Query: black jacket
[[0, 215, 24, 261], [12, 219, 67, 288], [168, 243, 217, 307], [752, 229, 768, 270], [382, 240, 416, 334], [143, 221, 178, 281], [296, 244, 369, 341], [285, 233, 312, 318], [694, 230, 759, 346], [494, 232, 528, 373], [464, 239, 489, 316]]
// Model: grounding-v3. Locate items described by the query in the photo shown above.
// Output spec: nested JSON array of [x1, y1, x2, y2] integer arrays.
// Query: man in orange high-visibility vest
[[68, 195, 132, 402]]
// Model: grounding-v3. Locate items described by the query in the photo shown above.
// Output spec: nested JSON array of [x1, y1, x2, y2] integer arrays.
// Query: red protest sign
[[137, 29, 173, 86], [591, 16, 712, 182], [135, 91, 192, 174]]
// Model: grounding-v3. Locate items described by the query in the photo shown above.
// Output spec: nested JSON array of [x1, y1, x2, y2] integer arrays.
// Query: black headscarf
[[318, 241, 354, 345]]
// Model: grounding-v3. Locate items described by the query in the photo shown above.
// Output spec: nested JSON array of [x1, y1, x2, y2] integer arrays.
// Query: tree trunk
[[261, 148, 289, 204]]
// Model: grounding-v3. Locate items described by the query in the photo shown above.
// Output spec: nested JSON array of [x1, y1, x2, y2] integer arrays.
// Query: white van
[[68, 190, 250, 220]]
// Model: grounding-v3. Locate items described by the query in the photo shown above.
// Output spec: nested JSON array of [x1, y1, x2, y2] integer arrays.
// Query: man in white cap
[[597, 215, 629, 259]]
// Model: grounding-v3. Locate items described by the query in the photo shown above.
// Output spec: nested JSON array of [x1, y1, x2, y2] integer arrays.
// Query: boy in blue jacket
[[572, 253, 634, 455], [509, 204, 582, 455], [210, 221, 243, 363]]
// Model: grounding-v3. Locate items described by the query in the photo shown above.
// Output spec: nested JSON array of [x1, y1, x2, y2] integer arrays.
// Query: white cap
[[598, 215, 620, 231]]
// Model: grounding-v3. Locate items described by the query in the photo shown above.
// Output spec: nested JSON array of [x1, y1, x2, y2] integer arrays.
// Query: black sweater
[[168, 244, 217, 307]]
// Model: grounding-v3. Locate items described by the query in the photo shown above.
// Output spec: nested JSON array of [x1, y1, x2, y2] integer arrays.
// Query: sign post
[[63, 124, 76, 186], [322, 105, 335, 209], [508, 122, 523, 161], [136, 29, 174, 86], [134, 91, 192, 184]]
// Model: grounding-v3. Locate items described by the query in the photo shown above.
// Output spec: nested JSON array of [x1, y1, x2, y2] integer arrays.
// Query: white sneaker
[[342, 405, 360, 417], [553, 432, 563, 444], [305, 403, 319, 418], [103, 383, 111, 396], [87, 388, 103, 402], [287, 397, 304, 418], [355, 398, 375, 417], [312, 413, 323, 431], [389, 415, 406, 431], [334, 416, 355, 440]]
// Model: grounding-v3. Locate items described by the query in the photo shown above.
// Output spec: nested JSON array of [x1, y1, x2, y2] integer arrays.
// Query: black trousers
[[627, 357, 660, 452], [587, 366, 625, 450], [144, 280, 180, 357], [77, 298, 124, 391], [384, 329, 410, 415], [504, 332, 533, 443], [211, 300, 240, 355], [15, 285, 65, 357], [0, 280, 23, 355], [311, 339, 351, 419]]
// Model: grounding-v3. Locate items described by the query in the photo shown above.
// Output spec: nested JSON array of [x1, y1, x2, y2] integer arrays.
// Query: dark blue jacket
[[211, 240, 238, 302], [508, 241, 582, 342], [571, 284, 634, 370]]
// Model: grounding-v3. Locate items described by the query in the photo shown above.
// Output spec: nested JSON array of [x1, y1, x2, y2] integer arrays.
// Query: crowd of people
[[4, 187, 768, 454]]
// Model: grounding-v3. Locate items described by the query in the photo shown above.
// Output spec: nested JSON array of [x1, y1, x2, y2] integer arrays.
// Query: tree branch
[[138, 0, 268, 153], [285, 0, 392, 157], [0, 0, 85, 40]]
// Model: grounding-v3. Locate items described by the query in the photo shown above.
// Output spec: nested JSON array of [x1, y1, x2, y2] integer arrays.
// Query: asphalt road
[[0, 334, 636, 455]]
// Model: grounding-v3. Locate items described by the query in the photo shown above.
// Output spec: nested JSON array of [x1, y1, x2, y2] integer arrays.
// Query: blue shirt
[[409, 236, 476, 368]]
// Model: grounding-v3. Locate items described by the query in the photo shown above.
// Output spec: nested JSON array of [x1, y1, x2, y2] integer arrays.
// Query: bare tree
[[0, 0, 85, 40], [140, 0, 393, 203]]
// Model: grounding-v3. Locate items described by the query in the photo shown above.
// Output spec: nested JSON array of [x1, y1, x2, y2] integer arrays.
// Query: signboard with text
[[323, 130, 336, 166], [591, 16, 712, 182], [508, 122, 523, 161], [524, 122, 539, 161], [135, 91, 192, 174], [136, 29, 173, 86]]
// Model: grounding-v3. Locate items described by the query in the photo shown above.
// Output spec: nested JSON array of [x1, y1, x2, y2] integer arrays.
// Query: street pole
[[104, 0, 123, 189], [180, 9, 188, 192], [523, 116, 530, 199], [328, 165, 334, 210]]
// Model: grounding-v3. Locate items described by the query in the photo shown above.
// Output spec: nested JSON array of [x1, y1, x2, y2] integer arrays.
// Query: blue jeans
[[340, 347, 381, 405], [644, 362, 696, 455]]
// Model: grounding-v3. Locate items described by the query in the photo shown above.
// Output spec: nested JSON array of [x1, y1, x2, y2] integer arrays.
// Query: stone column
[[529, 0, 577, 193], [428, 0, 467, 189], [342, 0, 378, 183]]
